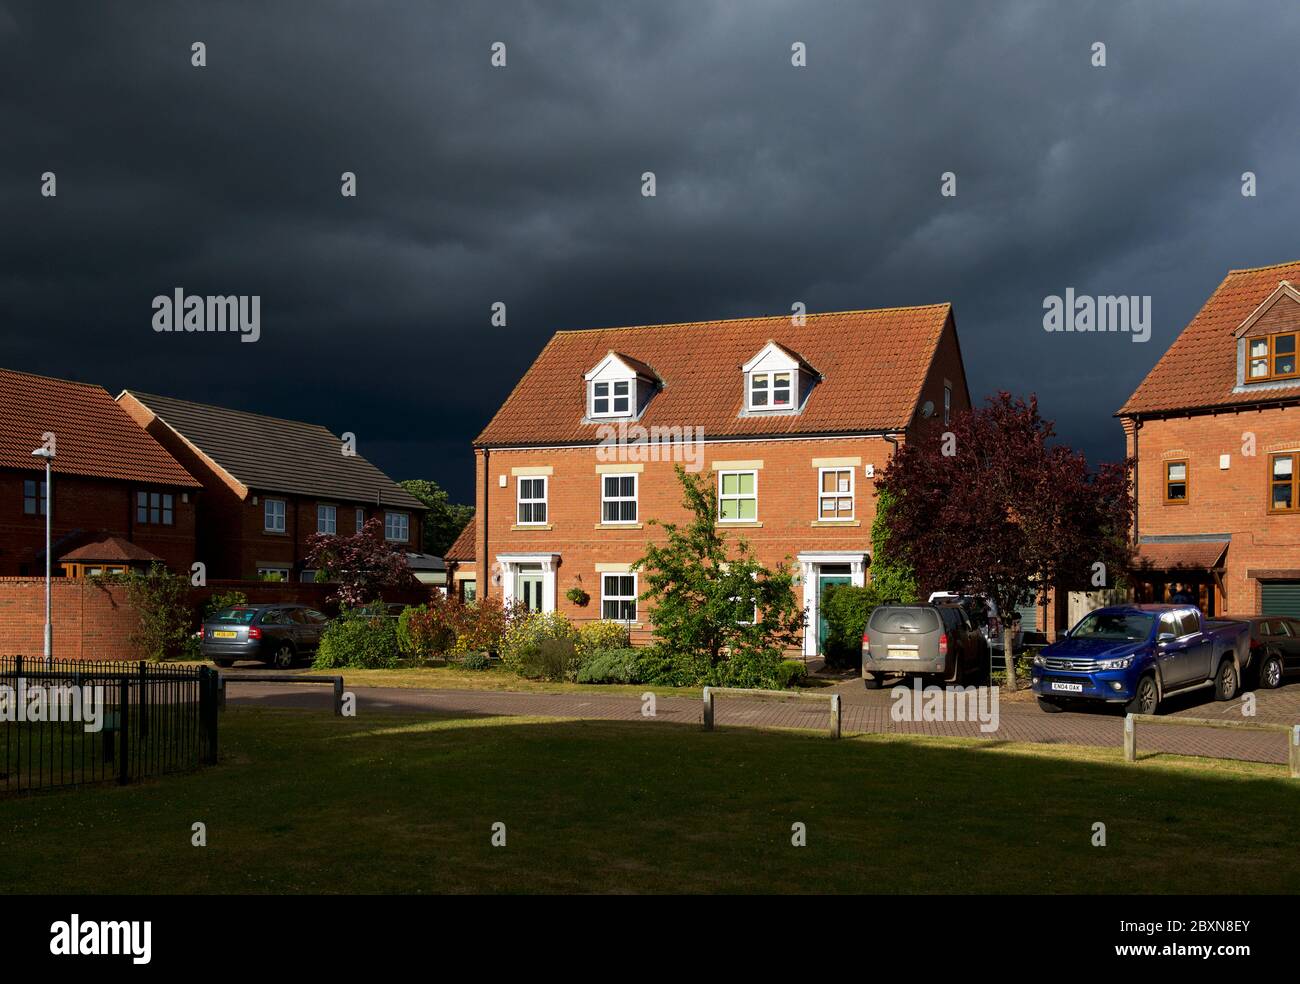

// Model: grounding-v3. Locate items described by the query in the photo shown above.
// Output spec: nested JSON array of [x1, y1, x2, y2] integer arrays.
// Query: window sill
[[511, 524, 553, 531], [595, 522, 643, 530], [811, 519, 860, 527], [716, 521, 763, 528]]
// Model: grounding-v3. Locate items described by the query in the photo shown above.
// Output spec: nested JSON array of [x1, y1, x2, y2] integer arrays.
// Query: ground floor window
[[601, 573, 637, 622], [258, 567, 291, 581], [461, 579, 478, 603]]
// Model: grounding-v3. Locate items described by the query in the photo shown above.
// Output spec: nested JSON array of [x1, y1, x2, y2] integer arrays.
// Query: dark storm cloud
[[2, 0, 1299, 500]]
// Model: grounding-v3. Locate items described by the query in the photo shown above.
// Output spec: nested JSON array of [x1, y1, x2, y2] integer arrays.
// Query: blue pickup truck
[[1031, 604, 1251, 714]]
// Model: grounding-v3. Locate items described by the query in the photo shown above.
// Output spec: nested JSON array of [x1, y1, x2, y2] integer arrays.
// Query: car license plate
[[887, 647, 917, 659], [1050, 681, 1083, 693], [213, 630, 237, 639]]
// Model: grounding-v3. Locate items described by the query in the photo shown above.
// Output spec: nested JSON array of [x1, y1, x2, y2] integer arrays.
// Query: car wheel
[[1260, 654, 1284, 690], [271, 643, 295, 670], [213, 659, 233, 669], [1037, 697, 1066, 713], [864, 673, 884, 690], [1125, 675, 1158, 716], [1214, 660, 1239, 702]]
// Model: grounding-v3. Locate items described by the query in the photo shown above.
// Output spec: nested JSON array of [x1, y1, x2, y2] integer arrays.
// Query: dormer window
[[584, 351, 658, 420], [749, 371, 793, 410], [592, 379, 632, 416], [1248, 333, 1297, 381], [742, 340, 817, 414]]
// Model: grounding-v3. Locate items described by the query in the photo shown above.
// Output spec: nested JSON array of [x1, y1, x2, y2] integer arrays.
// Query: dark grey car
[[200, 604, 328, 669], [862, 603, 984, 688]]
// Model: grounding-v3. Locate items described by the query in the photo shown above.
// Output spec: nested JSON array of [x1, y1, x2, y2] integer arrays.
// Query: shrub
[[706, 644, 788, 689], [314, 611, 401, 669], [500, 610, 578, 677], [451, 596, 521, 656], [634, 647, 710, 688], [515, 636, 579, 682], [201, 589, 249, 622], [820, 583, 882, 669], [119, 564, 196, 662], [460, 652, 490, 671], [399, 599, 460, 661], [396, 604, 426, 656], [775, 659, 807, 689], [575, 620, 631, 661], [575, 647, 642, 684]]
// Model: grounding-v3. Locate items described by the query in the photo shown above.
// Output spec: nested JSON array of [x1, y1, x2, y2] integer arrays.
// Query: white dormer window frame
[[742, 340, 808, 413], [584, 352, 644, 419]]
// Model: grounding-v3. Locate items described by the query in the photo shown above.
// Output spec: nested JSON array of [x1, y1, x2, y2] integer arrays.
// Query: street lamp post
[[31, 446, 54, 667]]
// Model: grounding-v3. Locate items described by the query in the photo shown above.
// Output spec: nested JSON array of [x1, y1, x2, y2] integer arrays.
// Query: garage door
[[1261, 582, 1300, 618]]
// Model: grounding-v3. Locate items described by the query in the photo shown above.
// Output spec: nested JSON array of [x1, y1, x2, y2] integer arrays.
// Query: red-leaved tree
[[305, 517, 418, 607], [877, 392, 1132, 689]]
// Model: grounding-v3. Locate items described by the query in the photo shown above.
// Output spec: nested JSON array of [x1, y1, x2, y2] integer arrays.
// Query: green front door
[[818, 572, 852, 653]]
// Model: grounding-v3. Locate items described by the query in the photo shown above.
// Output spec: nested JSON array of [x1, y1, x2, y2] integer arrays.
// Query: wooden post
[[702, 687, 713, 731], [1290, 725, 1300, 780], [333, 676, 344, 717], [829, 693, 841, 740], [1123, 713, 1136, 763]]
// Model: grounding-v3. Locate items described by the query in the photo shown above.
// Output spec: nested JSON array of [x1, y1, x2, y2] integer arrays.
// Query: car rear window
[[211, 608, 257, 624], [868, 607, 941, 633]]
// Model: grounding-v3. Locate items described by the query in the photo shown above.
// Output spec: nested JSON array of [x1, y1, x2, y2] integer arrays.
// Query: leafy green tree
[[634, 467, 805, 667], [868, 487, 919, 604], [119, 563, 197, 662], [400, 478, 474, 556]]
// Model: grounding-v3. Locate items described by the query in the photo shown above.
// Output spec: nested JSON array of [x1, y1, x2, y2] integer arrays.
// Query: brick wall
[[1128, 406, 1300, 614], [0, 470, 196, 576], [0, 577, 434, 662]]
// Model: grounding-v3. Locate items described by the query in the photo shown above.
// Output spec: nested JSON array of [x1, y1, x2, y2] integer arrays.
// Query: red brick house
[[1118, 260, 1300, 617], [116, 391, 427, 581], [0, 369, 200, 576], [444, 517, 477, 601], [472, 304, 972, 656]]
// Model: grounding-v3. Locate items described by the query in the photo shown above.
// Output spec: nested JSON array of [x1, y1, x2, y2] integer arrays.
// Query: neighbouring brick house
[[444, 517, 477, 601], [472, 305, 972, 656], [0, 369, 201, 577], [1118, 260, 1300, 617], [116, 391, 428, 582]]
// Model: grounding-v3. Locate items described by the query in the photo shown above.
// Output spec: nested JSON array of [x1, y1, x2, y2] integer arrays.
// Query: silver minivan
[[862, 604, 983, 688]]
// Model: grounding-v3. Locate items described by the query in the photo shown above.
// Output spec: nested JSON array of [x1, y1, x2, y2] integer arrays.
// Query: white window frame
[[817, 467, 855, 522], [257, 566, 290, 581], [747, 370, 794, 411], [601, 572, 638, 623], [589, 378, 633, 418], [600, 473, 638, 524], [717, 470, 758, 523], [264, 498, 286, 533], [317, 504, 337, 534], [944, 384, 952, 426], [355, 507, 366, 532], [384, 510, 410, 542], [517, 476, 549, 525]]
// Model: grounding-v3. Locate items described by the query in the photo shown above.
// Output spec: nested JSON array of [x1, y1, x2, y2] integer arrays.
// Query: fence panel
[[0, 656, 216, 793]]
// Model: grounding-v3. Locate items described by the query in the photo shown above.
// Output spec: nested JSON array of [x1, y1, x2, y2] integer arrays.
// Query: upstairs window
[[718, 470, 757, 522], [1164, 460, 1188, 504], [355, 507, 366, 532], [601, 474, 638, 524], [748, 371, 793, 411], [317, 504, 337, 534], [818, 468, 854, 521], [264, 498, 286, 532], [1248, 332, 1298, 382], [517, 477, 548, 525], [136, 491, 174, 525], [591, 379, 632, 417], [23, 480, 47, 516], [1271, 453, 1297, 512], [384, 511, 410, 542]]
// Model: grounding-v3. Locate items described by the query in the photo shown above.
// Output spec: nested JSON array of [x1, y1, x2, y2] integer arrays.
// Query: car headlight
[[1098, 656, 1133, 671], [1032, 652, 1046, 666]]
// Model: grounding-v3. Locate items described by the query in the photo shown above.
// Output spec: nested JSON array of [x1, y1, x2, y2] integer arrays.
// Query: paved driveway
[[221, 670, 1300, 767]]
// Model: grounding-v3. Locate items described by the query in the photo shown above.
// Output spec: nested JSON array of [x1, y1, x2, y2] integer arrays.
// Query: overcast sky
[[3, 1, 1298, 503]]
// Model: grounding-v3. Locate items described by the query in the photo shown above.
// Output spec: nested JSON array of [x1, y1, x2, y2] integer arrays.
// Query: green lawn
[[2, 708, 1296, 893]]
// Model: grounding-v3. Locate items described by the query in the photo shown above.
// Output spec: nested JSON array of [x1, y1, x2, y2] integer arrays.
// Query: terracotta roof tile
[[1119, 260, 1300, 416], [0, 369, 199, 487], [476, 305, 954, 446], [60, 535, 164, 564], [444, 518, 476, 562], [1133, 540, 1229, 571]]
